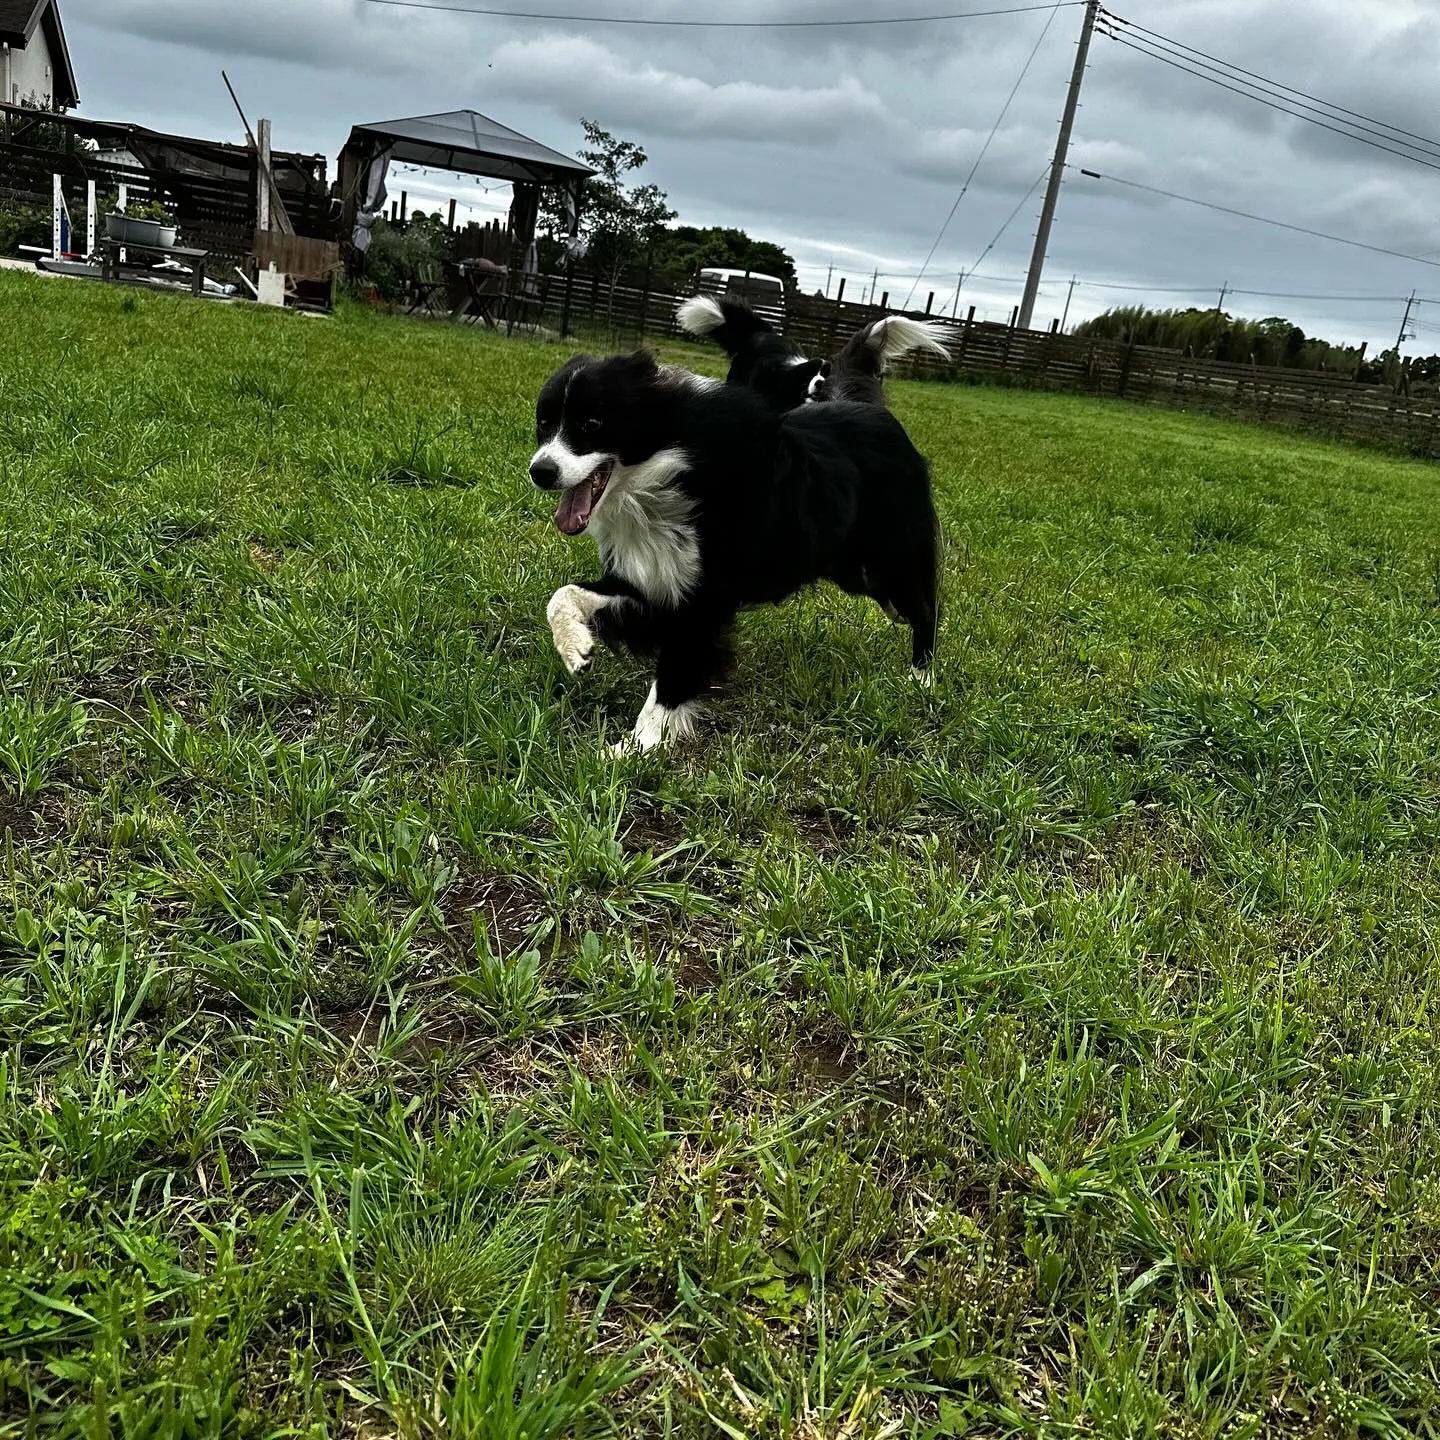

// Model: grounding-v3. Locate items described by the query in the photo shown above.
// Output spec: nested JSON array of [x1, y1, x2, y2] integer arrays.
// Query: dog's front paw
[[546, 585, 597, 675]]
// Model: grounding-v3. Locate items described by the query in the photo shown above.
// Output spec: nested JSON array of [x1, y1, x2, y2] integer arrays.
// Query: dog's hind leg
[[864, 519, 942, 672]]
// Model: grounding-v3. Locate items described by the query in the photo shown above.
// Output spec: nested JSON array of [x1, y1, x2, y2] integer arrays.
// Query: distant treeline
[[1073, 305, 1440, 388]]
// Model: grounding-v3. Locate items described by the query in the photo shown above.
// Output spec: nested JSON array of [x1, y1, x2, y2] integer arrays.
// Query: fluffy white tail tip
[[675, 294, 726, 337], [871, 316, 951, 364]]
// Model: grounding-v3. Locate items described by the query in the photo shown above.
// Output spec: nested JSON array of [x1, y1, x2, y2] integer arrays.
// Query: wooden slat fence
[[541, 266, 1440, 461]]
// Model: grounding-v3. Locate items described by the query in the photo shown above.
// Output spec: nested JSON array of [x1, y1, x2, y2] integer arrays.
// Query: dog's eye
[[581, 417, 603, 435]]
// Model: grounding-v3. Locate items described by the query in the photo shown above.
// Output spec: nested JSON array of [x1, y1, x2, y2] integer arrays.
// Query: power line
[[902, 0, 1066, 308], [1078, 168, 1440, 272], [966, 167, 1049, 280], [1099, 26, 1440, 176], [1075, 280, 1429, 303], [1103, 11, 1440, 157], [358, 0, 1085, 25]]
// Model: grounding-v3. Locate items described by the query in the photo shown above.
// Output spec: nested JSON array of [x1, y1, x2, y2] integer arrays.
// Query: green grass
[[2, 268, 1440, 1438]]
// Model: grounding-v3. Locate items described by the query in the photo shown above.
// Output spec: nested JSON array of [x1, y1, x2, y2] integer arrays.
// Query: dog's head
[[750, 354, 825, 413], [530, 352, 677, 536]]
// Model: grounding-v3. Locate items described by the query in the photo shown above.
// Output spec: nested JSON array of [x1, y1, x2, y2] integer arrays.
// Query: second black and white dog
[[530, 351, 941, 751], [675, 294, 951, 412]]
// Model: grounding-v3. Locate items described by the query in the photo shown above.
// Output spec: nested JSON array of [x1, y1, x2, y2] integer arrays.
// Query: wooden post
[[925, 291, 934, 315], [447, 198, 457, 231], [399, 191, 408, 223], [880, 290, 889, 310], [956, 304, 975, 372], [560, 265, 575, 337], [638, 251, 652, 341], [257, 118, 272, 232], [827, 276, 846, 353], [1117, 337, 1137, 398]]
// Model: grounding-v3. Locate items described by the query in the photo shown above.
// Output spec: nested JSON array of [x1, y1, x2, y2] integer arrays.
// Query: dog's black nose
[[530, 456, 560, 490]]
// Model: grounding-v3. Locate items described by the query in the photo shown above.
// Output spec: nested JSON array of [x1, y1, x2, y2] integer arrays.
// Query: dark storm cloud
[[58, 0, 1440, 346]]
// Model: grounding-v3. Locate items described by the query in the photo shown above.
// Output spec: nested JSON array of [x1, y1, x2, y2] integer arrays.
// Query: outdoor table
[[100, 238, 211, 298]]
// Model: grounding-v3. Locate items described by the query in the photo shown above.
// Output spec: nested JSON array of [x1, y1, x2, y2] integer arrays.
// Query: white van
[[697, 267, 786, 317]]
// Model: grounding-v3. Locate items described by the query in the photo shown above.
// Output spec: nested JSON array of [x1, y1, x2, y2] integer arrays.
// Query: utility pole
[[868, 266, 879, 306], [1018, 0, 1100, 331], [951, 270, 964, 317], [1396, 290, 1417, 353], [1215, 282, 1228, 315], [1060, 274, 1077, 332], [825, 262, 834, 297]]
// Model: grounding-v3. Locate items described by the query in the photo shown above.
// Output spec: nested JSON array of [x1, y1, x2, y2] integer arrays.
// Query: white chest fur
[[588, 447, 701, 609]]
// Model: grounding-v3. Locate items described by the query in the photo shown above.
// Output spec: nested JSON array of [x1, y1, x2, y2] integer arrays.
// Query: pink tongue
[[555, 478, 594, 535]]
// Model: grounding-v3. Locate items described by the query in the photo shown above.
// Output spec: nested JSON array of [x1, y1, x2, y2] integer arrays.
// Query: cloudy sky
[[58, 0, 1440, 348]]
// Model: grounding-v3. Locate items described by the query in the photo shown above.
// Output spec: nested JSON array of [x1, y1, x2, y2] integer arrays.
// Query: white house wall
[[7, 24, 56, 107]]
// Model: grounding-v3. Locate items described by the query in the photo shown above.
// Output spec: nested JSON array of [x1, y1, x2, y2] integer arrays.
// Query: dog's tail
[[675, 294, 777, 357], [834, 315, 951, 379]]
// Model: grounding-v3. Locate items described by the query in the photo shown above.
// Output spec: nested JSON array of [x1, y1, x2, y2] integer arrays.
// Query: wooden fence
[[536, 266, 1440, 462]]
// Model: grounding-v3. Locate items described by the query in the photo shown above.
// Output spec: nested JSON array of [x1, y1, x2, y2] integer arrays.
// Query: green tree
[[1073, 304, 1366, 374], [648, 225, 797, 289], [545, 120, 675, 323]]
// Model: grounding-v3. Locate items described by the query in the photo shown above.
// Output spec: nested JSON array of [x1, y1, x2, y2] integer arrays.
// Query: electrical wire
[[1103, 30, 1440, 166], [1078, 168, 1440, 271], [1075, 279, 1427, 303], [901, 0, 1065, 308], [1099, 27, 1440, 175], [962, 167, 1049, 281], [358, 0, 1085, 25], [1103, 10, 1440, 157]]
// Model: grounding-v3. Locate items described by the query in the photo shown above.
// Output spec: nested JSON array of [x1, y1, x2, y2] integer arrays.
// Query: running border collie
[[530, 351, 941, 751], [676, 294, 950, 411]]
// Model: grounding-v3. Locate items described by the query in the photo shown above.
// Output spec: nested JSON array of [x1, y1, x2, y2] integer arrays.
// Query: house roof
[[0, 0, 79, 109], [344, 109, 593, 186]]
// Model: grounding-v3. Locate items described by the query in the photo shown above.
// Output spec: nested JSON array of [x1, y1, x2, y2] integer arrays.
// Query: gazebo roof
[[345, 109, 594, 186]]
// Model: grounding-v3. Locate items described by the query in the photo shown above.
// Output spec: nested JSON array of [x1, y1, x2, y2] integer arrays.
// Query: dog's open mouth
[[554, 459, 614, 536]]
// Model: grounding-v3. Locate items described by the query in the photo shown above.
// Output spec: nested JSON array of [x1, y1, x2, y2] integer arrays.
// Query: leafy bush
[[0, 202, 50, 257], [361, 215, 450, 302]]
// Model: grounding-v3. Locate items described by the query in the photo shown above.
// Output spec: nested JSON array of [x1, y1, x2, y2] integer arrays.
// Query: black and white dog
[[675, 294, 950, 412], [530, 351, 941, 751]]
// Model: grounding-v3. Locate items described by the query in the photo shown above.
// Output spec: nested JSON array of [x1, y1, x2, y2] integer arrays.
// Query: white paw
[[911, 666, 935, 688], [546, 585, 600, 675], [611, 682, 702, 755]]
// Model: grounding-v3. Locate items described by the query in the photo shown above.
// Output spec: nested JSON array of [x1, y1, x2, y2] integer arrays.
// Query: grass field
[[3, 268, 1440, 1438]]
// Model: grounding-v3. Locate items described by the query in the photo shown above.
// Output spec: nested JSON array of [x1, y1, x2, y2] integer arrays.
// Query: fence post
[[827, 276, 846, 354], [926, 291, 935, 315], [560, 265, 575, 338], [1117, 338, 1137, 398], [956, 305, 975, 374], [1001, 306, 1018, 372]]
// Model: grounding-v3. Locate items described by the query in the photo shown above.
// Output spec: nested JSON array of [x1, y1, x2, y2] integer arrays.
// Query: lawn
[[3, 267, 1440, 1438]]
